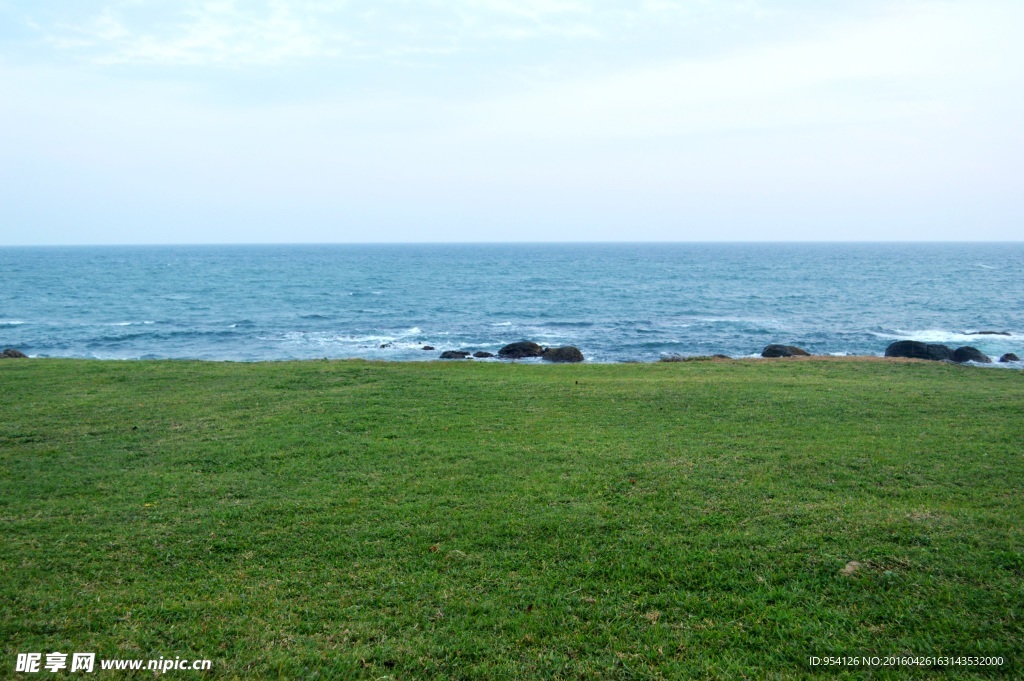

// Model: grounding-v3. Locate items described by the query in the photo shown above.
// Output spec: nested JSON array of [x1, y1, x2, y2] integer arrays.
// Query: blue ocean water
[[1, 243, 1022, 364]]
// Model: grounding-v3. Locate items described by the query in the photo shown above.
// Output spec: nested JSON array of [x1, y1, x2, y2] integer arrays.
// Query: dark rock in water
[[439, 350, 470, 359], [541, 346, 584, 363], [2, 348, 27, 358], [498, 341, 544, 359], [472, 351, 494, 358], [952, 346, 991, 363], [761, 344, 810, 358], [970, 330, 1011, 336], [999, 353, 1020, 363], [379, 343, 392, 349], [884, 341, 955, 361], [422, 346, 435, 351]]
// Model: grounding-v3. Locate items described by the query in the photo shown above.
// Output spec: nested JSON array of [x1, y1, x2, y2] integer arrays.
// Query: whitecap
[[272, 327, 422, 346], [872, 328, 1019, 344], [692, 316, 784, 327], [0, 319, 26, 325]]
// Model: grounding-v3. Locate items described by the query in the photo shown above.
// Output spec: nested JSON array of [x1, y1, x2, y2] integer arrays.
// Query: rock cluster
[[885, 340, 992, 363], [952, 346, 991, 364], [761, 344, 810, 358], [496, 341, 584, 362], [497, 341, 544, 359], [435, 342, 583, 362], [541, 346, 584, 363], [1, 348, 27, 358]]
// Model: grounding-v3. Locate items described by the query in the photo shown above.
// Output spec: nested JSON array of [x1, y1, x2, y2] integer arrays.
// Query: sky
[[1, 0, 1022, 244]]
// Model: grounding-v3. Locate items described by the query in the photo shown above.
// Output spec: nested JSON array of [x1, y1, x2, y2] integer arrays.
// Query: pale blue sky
[[1, 1, 1022, 244]]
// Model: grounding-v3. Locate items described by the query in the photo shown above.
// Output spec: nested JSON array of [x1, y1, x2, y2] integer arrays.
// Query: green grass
[[1, 358, 1022, 679]]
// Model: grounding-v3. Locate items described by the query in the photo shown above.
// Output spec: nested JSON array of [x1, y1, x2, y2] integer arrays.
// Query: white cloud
[[31, 0, 781, 68], [469, 1, 1024, 140], [47, 1, 348, 66], [37, 0, 617, 67]]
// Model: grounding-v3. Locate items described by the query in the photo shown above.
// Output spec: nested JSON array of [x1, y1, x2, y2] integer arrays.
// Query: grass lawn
[[1, 358, 1022, 678]]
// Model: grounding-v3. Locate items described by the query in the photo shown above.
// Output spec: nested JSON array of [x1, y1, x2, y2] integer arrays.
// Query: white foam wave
[[692, 316, 782, 325], [273, 326, 423, 346], [0, 319, 26, 325], [872, 329, 1019, 344], [490, 322, 513, 327], [109, 321, 156, 326]]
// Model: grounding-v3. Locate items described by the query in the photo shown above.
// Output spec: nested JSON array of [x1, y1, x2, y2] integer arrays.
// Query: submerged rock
[[1, 348, 27, 358], [422, 346, 435, 351], [952, 346, 991, 364], [439, 350, 470, 359], [541, 346, 584, 363], [969, 330, 1011, 336], [498, 341, 544, 359], [761, 344, 810, 358], [999, 353, 1020, 363], [472, 351, 494, 358], [884, 340, 955, 361]]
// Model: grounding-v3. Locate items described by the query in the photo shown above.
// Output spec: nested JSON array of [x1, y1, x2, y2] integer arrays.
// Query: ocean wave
[[89, 329, 240, 345], [691, 316, 783, 326], [544, 321, 595, 328], [0, 319, 27, 326], [871, 329, 1019, 344], [273, 327, 423, 346]]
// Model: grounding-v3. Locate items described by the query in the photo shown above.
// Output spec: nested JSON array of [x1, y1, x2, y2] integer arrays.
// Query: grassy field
[[1, 358, 1022, 679]]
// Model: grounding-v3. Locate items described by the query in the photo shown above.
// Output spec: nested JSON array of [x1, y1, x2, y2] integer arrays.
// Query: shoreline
[[3, 353, 1021, 367]]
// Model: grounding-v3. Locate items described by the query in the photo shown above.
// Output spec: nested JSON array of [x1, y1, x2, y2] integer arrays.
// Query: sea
[[1, 243, 1022, 365]]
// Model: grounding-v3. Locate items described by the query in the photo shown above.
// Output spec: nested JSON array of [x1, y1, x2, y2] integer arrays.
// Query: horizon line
[[3, 239, 1024, 248]]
